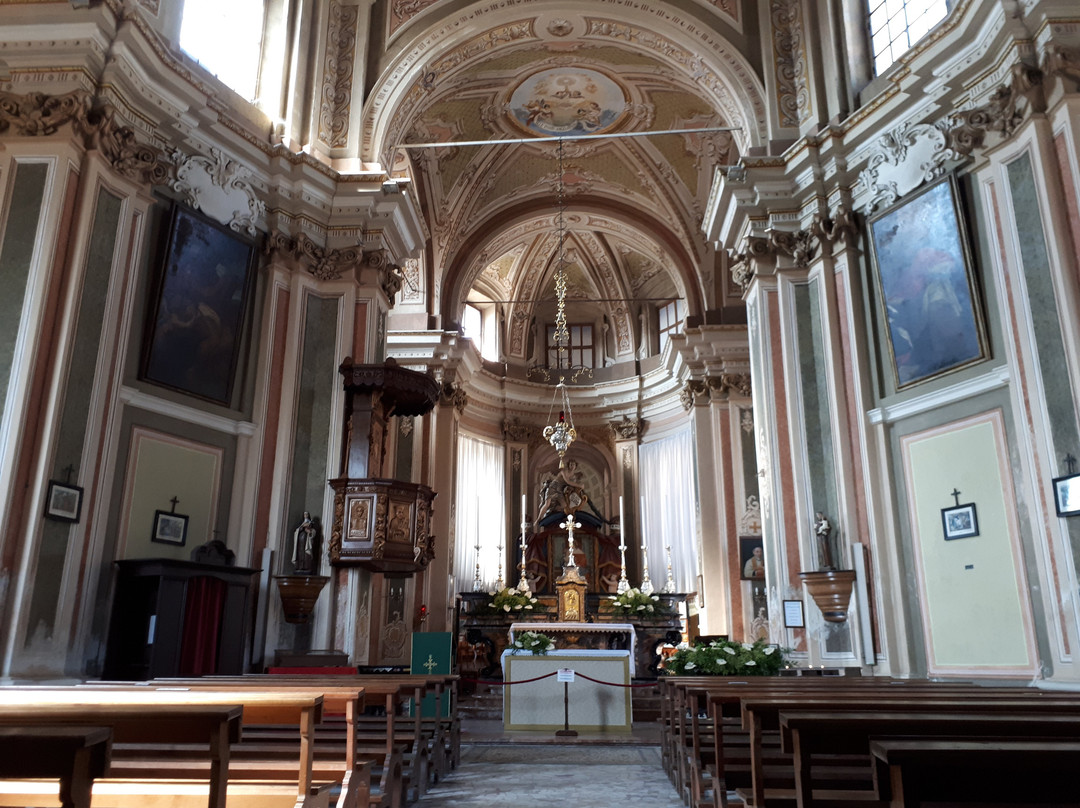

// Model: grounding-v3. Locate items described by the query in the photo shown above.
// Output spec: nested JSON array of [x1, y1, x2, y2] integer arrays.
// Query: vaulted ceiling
[[364, 3, 764, 362]]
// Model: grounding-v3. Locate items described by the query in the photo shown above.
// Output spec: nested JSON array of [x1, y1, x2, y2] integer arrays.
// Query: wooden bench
[[869, 737, 1080, 807], [80, 682, 370, 808], [0, 701, 241, 808], [0, 688, 337, 808], [779, 707, 1080, 807], [0, 725, 111, 808]]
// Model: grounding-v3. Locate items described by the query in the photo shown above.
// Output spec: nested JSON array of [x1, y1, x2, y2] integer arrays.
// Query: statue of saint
[[814, 512, 834, 571], [293, 512, 318, 574]]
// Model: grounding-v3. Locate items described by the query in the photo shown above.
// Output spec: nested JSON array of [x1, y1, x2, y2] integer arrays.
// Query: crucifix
[[62, 464, 76, 484], [950, 488, 962, 507], [1065, 454, 1077, 476], [169, 496, 180, 513]]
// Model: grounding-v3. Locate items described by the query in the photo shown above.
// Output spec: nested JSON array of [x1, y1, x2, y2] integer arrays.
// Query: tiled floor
[[414, 720, 684, 807]]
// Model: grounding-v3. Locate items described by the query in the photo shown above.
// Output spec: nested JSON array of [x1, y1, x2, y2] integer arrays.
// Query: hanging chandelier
[[538, 139, 589, 468]]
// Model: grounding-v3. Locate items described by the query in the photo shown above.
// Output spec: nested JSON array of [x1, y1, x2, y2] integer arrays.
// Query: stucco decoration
[[401, 258, 424, 303], [508, 67, 628, 136], [769, 0, 811, 128], [857, 122, 959, 215], [264, 231, 360, 281], [319, 1, 359, 150], [707, 373, 752, 398], [503, 418, 535, 443], [0, 90, 167, 184], [170, 147, 266, 236], [680, 379, 707, 410], [610, 415, 644, 440], [389, 0, 439, 38]]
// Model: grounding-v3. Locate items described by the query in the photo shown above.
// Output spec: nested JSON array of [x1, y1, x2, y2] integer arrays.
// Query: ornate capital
[[812, 206, 859, 248], [609, 414, 645, 440], [502, 418, 535, 443], [363, 249, 404, 305], [265, 231, 361, 281], [0, 90, 168, 185], [679, 379, 708, 410], [706, 373, 752, 399], [944, 63, 1044, 158], [440, 382, 468, 413]]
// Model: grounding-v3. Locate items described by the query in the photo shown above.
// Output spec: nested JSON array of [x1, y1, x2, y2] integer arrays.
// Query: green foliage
[[511, 630, 554, 655], [608, 587, 670, 615], [661, 638, 787, 676]]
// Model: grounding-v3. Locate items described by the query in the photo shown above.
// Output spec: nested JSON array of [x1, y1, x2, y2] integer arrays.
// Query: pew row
[[0, 725, 111, 808]]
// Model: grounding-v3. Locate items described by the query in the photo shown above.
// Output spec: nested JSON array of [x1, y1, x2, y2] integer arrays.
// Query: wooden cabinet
[[103, 558, 259, 679]]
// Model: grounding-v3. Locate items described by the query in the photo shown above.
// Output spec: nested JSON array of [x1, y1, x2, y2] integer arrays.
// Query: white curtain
[[453, 433, 507, 596], [638, 428, 698, 592]]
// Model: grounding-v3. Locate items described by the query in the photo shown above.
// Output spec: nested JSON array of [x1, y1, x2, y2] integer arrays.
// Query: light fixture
[[537, 139, 592, 468]]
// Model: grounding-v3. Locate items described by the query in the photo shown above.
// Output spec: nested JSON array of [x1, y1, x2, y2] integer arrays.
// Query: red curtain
[[178, 576, 226, 675]]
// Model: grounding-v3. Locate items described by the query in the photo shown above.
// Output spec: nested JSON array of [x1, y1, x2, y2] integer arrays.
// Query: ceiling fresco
[[378, 4, 753, 364]]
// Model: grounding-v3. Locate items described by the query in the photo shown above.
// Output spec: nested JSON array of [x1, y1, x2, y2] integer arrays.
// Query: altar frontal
[[501, 649, 632, 732]]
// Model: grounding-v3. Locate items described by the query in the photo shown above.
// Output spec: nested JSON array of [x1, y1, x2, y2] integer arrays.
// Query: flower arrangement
[[511, 630, 555, 655], [661, 638, 787, 676], [608, 587, 669, 615], [485, 586, 540, 614]]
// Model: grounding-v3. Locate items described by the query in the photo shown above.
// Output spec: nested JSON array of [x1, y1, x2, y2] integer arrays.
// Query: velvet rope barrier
[[461, 671, 658, 688], [461, 671, 559, 686]]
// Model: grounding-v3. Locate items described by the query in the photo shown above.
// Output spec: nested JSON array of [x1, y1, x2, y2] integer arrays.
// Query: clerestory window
[[180, 0, 265, 100], [868, 0, 950, 75]]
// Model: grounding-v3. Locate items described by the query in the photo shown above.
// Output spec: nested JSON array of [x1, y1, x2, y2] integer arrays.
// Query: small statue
[[293, 511, 319, 574], [813, 511, 834, 571]]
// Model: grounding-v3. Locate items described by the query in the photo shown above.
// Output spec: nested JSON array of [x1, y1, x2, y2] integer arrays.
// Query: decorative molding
[[679, 379, 707, 410], [547, 19, 574, 37], [390, 0, 439, 37], [609, 415, 645, 440], [867, 367, 1010, 425], [119, 386, 257, 436], [769, 0, 811, 128], [622, 445, 633, 469], [170, 147, 266, 236], [512, 448, 522, 470], [1042, 44, 1080, 85], [706, 373, 752, 398], [399, 416, 414, 437], [0, 90, 167, 184], [859, 65, 1044, 215], [502, 418, 535, 443], [264, 231, 361, 281], [319, 1, 359, 150], [401, 258, 423, 303], [440, 382, 468, 413], [740, 493, 761, 535], [362, 249, 404, 303], [740, 407, 754, 435]]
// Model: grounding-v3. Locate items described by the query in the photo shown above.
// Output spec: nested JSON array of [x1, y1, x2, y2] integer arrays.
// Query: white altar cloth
[[501, 649, 632, 732], [508, 622, 636, 676]]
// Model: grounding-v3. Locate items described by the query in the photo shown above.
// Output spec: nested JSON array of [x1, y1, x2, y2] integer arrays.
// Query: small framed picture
[[783, 600, 805, 628], [1053, 474, 1080, 517], [152, 510, 189, 546], [941, 503, 979, 540], [739, 535, 765, 581], [44, 481, 83, 523]]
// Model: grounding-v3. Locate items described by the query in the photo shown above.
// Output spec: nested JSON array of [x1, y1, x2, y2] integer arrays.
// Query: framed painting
[[152, 509, 189, 546], [44, 480, 83, 523], [140, 205, 257, 405], [739, 535, 765, 581], [1053, 473, 1080, 517], [868, 177, 987, 389], [941, 502, 979, 541]]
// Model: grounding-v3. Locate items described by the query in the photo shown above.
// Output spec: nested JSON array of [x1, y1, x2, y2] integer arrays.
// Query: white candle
[[521, 494, 527, 522], [640, 495, 647, 549], [619, 495, 626, 534]]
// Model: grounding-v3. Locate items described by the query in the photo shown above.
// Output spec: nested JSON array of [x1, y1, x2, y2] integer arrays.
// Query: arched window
[[658, 299, 683, 353], [869, 0, 950, 75], [180, 0, 265, 100], [462, 302, 499, 362]]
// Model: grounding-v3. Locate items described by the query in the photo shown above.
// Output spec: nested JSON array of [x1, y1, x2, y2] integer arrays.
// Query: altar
[[501, 649, 632, 732], [509, 622, 637, 675]]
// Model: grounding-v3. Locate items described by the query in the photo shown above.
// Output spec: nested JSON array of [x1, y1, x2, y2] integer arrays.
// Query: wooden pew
[[660, 677, 932, 808], [868, 737, 1080, 807], [0, 688, 335, 808], [0, 725, 111, 808], [78, 682, 369, 808], [780, 707, 1080, 808], [0, 702, 241, 808], [166, 674, 455, 807]]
